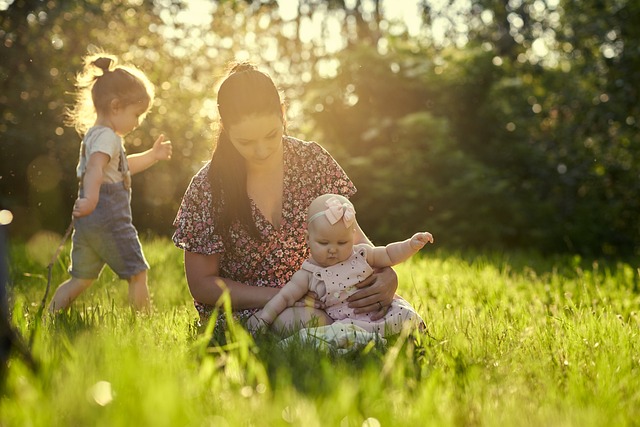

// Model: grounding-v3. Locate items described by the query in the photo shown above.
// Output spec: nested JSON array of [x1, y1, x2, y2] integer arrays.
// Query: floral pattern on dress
[[172, 136, 356, 327]]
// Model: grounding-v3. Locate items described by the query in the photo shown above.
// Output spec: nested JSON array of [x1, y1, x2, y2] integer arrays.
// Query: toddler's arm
[[127, 134, 172, 175], [73, 152, 110, 217], [249, 270, 311, 329], [367, 232, 433, 268]]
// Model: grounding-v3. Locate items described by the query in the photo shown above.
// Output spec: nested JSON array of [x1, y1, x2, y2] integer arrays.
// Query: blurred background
[[1, 0, 638, 258]]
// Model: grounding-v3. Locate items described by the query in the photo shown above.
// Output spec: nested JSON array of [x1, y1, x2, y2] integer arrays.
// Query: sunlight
[[278, 0, 428, 37], [157, 0, 561, 120], [380, 0, 423, 36], [170, 0, 475, 54], [175, 0, 215, 26], [169, 0, 465, 120], [0, 210, 13, 225], [0, 0, 13, 11]]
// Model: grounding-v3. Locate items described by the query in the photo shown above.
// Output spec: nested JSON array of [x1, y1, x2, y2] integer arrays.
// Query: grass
[[2, 236, 639, 426]]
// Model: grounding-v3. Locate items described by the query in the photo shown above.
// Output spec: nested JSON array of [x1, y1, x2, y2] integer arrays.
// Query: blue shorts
[[69, 181, 149, 280]]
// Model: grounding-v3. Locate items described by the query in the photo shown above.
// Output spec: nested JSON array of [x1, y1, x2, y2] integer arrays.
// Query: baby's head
[[306, 194, 357, 267]]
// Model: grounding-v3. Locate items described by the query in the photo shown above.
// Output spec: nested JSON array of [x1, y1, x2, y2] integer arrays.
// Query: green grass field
[[2, 237, 639, 426]]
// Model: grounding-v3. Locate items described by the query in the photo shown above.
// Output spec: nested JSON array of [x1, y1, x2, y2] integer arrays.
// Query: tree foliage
[[1, 0, 638, 257]]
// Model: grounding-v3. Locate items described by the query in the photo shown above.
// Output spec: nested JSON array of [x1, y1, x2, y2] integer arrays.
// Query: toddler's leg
[[48, 277, 93, 313], [127, 270, 150, 312]]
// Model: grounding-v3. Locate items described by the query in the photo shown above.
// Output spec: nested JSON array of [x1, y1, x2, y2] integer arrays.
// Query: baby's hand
[[72, 197, 97, 218], [152, 134, 172, 161], [246, 314, 270, 333], [410, 232, 434, 250], [292, 290, 325, 309]]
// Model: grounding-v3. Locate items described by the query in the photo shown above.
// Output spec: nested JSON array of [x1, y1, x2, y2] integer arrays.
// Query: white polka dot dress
[[302, 246, 425, 336]]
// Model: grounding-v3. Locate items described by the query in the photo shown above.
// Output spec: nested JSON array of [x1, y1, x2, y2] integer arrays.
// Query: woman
[[172, 62, 397, 334]]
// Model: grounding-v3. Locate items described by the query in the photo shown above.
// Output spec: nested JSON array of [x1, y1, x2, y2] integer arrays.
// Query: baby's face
[[307, 218, 355, 267]]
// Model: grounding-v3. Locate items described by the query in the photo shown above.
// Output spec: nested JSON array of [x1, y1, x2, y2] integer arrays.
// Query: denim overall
[[69, 133, 149, 280]]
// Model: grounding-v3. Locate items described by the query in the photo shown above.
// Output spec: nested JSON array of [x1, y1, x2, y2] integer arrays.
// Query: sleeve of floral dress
[[308, 141, 357, 199], [172, 163, 225, 255]]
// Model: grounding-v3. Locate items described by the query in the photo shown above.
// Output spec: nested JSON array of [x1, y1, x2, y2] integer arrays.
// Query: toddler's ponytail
[[65, 52, 153, 136], [91, 56, 115, 75]]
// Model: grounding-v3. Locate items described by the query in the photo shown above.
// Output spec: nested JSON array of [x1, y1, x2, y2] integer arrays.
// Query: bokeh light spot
[[26, 231, 62, 266], [87, 381, 114, 406], [0, 210, 13, 225], [27, 156, 62, 192]]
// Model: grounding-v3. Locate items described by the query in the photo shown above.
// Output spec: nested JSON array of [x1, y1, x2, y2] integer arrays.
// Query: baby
[[248, 194, 433, 336]]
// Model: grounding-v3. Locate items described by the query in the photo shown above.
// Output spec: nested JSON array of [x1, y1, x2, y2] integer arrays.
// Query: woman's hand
[[347, 266, 398, 321]]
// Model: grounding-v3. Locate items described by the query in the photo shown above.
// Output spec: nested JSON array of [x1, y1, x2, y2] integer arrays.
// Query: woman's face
[[226, 113, 284, 167]]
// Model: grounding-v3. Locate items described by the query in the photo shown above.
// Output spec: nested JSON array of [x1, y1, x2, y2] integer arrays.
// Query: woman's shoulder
[[284, 136, 332, 160], [178, 162, 213, 202], [284, 136, 326, 152], [185, 161, 212, 187]]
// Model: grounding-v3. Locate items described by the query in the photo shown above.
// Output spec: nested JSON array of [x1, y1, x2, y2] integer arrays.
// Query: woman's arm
[[127, 135, 172, 175], [187, 251, 331, 333], [184, 250, 279, 310], [347, 221, 399, 321]]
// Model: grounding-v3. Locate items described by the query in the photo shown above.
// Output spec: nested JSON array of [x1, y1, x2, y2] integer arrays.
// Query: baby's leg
[[48, 277, 93, 313], [127, 270, 150, 312], [271, 307, 333, 337]]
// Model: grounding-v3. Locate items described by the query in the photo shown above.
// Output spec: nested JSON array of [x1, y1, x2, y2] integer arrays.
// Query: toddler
[[48, 53, 172, 312]]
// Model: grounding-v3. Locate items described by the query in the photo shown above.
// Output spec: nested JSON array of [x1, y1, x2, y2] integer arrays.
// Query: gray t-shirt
[[76, 126, 128, 184]]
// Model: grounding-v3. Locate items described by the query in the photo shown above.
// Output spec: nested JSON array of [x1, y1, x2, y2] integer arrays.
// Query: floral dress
[[172, 136, 356, 327]]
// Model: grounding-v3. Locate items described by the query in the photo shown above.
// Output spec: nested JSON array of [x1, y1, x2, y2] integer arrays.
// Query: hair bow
[[313, 196, 356, 228]]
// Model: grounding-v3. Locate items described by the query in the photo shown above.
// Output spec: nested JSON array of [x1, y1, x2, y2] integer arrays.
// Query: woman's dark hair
[[208, 62, 284, 240]]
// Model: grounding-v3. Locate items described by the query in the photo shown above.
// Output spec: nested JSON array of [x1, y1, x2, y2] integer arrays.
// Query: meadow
[[1, 237, 639, 426]]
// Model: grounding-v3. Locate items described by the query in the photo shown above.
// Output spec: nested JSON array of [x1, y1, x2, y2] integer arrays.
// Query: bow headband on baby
[[308, 197, 356, 228]]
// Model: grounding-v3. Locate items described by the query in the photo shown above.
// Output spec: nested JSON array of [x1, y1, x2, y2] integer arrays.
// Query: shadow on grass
[[195, 303, 432, 397]]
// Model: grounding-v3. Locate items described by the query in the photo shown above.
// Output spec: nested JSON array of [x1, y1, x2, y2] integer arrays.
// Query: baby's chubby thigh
[[271, 306, 333, 336]]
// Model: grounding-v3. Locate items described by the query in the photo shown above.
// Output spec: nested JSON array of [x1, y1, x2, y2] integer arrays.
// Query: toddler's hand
[[72, 197, 97, 218], [410, 232, 434, 250], [152, 134, 172, 161]]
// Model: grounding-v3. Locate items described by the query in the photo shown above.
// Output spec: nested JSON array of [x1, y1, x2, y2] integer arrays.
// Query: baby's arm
[[252, 269, 312, 327], [73, 152, 109, 217], [366, 232, 434, 268], [127, 134, 172, 175]]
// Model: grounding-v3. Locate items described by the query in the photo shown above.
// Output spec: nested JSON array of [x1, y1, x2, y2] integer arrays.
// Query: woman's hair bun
[[92, 57, 114, 73]]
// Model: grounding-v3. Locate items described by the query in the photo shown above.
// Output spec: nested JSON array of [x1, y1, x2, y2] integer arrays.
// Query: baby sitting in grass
[[248, 193, 433, 336]]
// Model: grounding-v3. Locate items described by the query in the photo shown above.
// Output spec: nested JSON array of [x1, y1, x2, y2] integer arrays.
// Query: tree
[[1, 0, 638, 256]]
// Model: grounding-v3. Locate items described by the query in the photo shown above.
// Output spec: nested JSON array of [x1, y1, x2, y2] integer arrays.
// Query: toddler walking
[[48, 53, 172, 313], [248, 194, 433, 335]]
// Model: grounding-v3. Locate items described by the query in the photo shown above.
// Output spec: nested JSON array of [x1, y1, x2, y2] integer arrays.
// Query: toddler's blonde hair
[[66, 52, 154, 135]]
